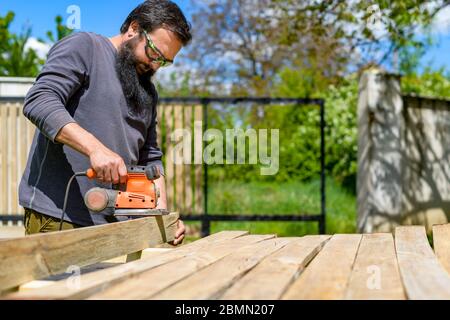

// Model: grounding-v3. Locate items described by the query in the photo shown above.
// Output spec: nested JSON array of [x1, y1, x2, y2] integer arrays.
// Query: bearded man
[[19, 0, 191, 245]]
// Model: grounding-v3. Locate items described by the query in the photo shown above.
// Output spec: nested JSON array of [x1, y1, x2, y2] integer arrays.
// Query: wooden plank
[[0, 104, 7, 217], [173, 105, 184, 212], [345, 233, 405, 300], [103, 248, 173, 264], [0, 213, 179, 293], [7, 231, 249, 299], [89, 234, 276, 299], [0, 226, 24, 239], [19, 280, 55, 291], [395, 226, 450, 299], [184, 106, 193, 215], [18, 107, 28, 218], [8, 104, 16, 224], [156, 105, 162, 150], [151, 237, 293, 300], [282, 234, 362, 300], [193, 105, 203, 214], [221, 235, 330, 300], [433, 224, 450, 274], [164, 105, 174, 211]]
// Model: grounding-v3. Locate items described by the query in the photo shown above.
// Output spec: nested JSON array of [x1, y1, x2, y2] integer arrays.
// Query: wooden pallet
[[2, 223, 450, 300]]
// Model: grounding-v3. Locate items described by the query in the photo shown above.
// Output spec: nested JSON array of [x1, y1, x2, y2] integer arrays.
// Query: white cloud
[[24, 37, 51, 59], [430, 6, 450, 35]]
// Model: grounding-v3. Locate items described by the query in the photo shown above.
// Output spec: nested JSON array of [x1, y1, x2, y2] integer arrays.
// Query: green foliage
[[0, 11, 44, 76], [46, 15, 73, 43], [0, 11, 15, 53], [206, 179, 356, 236], [1, 27, 44, 77], [156, 71, 193, 97], [185, 0, 449, 94], [0, 12, 72, 77], [322, 77, 358, 189], [402, 67, 450, 98], [202, 71, 358, 193]]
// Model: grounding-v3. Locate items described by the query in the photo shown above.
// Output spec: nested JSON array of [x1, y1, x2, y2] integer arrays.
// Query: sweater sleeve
[[23, 32, 93, 143], [138, 90, 165, 176]]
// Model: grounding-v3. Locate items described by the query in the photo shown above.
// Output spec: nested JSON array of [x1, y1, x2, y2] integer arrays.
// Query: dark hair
[[120, 0, 192, 46]]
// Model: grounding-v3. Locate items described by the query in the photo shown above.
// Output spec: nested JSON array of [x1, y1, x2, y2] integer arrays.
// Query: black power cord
[[59, 172, 87, 231]]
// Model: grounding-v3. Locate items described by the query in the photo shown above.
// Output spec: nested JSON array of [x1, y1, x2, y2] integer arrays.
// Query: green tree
[[0, 12, 74, 77], [46, 15, 73, 43], [402, 67, 450, 98], [0, 11, 14, 54], [180, 0, 449, 95], [0, 12, 43, 77]]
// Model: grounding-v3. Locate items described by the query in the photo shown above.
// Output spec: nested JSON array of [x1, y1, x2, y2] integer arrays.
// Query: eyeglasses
[[142, 30, 174, 68]]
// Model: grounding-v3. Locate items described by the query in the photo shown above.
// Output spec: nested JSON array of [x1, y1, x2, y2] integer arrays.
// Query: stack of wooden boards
[[1, 214, 450, 299]]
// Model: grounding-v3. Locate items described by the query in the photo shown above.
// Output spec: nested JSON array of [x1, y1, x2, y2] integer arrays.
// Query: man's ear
[[127, 21, 140, 38]]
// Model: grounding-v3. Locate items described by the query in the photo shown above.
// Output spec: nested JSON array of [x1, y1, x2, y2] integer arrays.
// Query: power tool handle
[[86, 168, 97, 179]]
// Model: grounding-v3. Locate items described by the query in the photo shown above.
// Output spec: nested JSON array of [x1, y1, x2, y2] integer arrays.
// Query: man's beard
[[115, 36, 156, 114]]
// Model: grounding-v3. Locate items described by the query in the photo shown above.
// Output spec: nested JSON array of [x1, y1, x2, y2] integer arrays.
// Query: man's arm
[[55, 123, 127, 184], [23, 33, 127, 184]]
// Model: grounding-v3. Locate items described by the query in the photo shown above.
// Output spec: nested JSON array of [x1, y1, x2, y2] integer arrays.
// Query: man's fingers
[[111, 166, 120, 185], [174, 234, 185, 245], [176, 221, 186, 238], [95, 168, 105, 182], [118, 163, 128, 184], [105, 168, 113, 183]]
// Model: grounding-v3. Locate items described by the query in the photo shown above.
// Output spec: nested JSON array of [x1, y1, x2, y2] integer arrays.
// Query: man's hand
[[172, 219, 185, 245], [153, 176, 184, 245], [89, 146, 128, 184]]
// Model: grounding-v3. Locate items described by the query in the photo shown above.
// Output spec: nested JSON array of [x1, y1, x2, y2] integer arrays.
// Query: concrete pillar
[[357, 68, 404, 233]]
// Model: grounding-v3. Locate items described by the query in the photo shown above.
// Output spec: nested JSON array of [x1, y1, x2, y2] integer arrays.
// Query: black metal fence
[[159, 97, 326, 236]]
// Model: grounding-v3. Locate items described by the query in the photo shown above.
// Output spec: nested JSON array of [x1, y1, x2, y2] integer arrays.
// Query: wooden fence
[[0, 101, 204, 225]]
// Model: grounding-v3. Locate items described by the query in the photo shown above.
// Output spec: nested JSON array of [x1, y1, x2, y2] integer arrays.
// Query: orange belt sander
[[59, 164, 168, 230], [83, 164, 168, 217]]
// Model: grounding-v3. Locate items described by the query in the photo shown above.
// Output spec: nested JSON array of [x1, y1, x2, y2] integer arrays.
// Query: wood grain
[[164, 105, 174, 211], [173, 105, 184, 212], [193, 105, 203, 214], [0, 104, 7, 218], [152, 237, 292, 300], [89, 234, 276, 299], [7, 230, 248, 299], [433, 224, 450, 274], [345, 233, 405, 300], [221, 235, 330, 300], [282, 234, 362, 300], [183, 106, 193, 215], [395, 226, 450, 299], [0, 213, 179, 293]]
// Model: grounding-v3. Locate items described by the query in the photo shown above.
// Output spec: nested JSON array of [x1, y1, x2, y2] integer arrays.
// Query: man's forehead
[[147, 28, 182, 60]]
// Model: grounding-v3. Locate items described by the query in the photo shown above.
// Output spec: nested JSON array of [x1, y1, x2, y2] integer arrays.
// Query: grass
[[183, 178, 356, 240]]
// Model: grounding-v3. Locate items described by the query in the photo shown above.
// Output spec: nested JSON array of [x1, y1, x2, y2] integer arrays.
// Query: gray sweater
[[19, 32, 164, 226]]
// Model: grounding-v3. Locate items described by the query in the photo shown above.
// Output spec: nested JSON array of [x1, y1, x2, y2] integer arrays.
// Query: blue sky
[[1, 0, 192, 38], [1, 0, 449, 73]]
